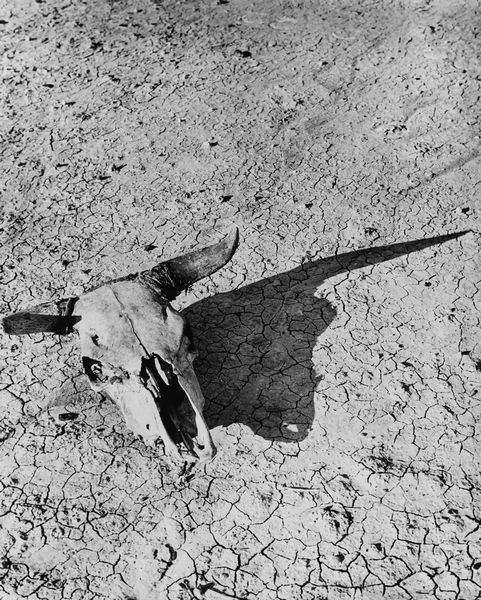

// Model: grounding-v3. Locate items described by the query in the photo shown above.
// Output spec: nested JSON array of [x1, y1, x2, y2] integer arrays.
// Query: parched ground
[[0, 0, 480, 598]]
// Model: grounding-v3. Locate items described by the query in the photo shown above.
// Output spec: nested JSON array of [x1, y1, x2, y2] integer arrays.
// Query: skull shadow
[[184, 231, 467, 443]]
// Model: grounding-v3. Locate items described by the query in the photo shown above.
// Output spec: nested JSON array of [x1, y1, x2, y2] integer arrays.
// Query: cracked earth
[[0, 0, 480, 598]]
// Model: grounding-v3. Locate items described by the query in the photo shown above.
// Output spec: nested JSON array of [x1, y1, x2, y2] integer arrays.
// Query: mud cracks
[[0, 0, 480, 598]]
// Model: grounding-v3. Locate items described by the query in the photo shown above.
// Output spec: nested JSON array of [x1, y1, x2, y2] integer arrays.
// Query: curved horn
[[140, 227, 239, 299], [2, 297, 79, 336]]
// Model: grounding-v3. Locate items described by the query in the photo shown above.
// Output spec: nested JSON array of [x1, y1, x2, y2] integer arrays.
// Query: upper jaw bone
[[174, 365, 216, 462], [143, 354, 216, 461]]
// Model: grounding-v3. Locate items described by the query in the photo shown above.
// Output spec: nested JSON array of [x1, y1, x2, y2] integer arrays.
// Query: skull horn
[[140, 227, 239, 299], [2, 228, 239, 335], [2, 297, 79, 336]]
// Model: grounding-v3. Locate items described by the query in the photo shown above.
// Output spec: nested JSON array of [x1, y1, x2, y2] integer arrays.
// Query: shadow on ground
[[185, 231, 467, 442]]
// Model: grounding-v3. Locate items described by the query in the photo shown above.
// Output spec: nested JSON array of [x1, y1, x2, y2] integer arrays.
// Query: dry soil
[[0, 0, 480, 599]]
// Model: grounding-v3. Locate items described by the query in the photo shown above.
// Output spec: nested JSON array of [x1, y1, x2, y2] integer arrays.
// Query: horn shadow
[[184, 231, 470, 442]]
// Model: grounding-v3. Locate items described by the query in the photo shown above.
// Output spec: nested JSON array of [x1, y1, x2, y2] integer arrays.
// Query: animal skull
[[2, 229, 239, 462]]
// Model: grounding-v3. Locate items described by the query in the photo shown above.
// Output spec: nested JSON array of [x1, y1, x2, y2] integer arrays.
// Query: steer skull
[[2, 229, 239, 462]]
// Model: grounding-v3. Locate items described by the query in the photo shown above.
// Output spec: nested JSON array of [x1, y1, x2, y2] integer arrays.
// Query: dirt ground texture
[[0, 0, 480, 598]]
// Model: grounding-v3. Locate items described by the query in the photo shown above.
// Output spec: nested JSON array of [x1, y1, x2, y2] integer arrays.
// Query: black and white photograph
[[0, 0, 479, 598]]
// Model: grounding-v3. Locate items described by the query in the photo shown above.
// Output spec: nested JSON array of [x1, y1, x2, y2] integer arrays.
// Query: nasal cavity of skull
[[82, 356, 108, 383], [140, 354, 174, 392], [140, 354, 198, 446]]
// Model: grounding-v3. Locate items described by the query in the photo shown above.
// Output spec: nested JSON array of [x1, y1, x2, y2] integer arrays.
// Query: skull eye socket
[[82, 356, 107, 383]]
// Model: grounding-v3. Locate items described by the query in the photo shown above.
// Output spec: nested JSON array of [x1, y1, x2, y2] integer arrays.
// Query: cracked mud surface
[[0, 0, 480, 598]]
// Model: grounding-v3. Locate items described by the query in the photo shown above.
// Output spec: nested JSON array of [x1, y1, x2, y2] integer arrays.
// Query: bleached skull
[[2, 229, 238, 462]]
